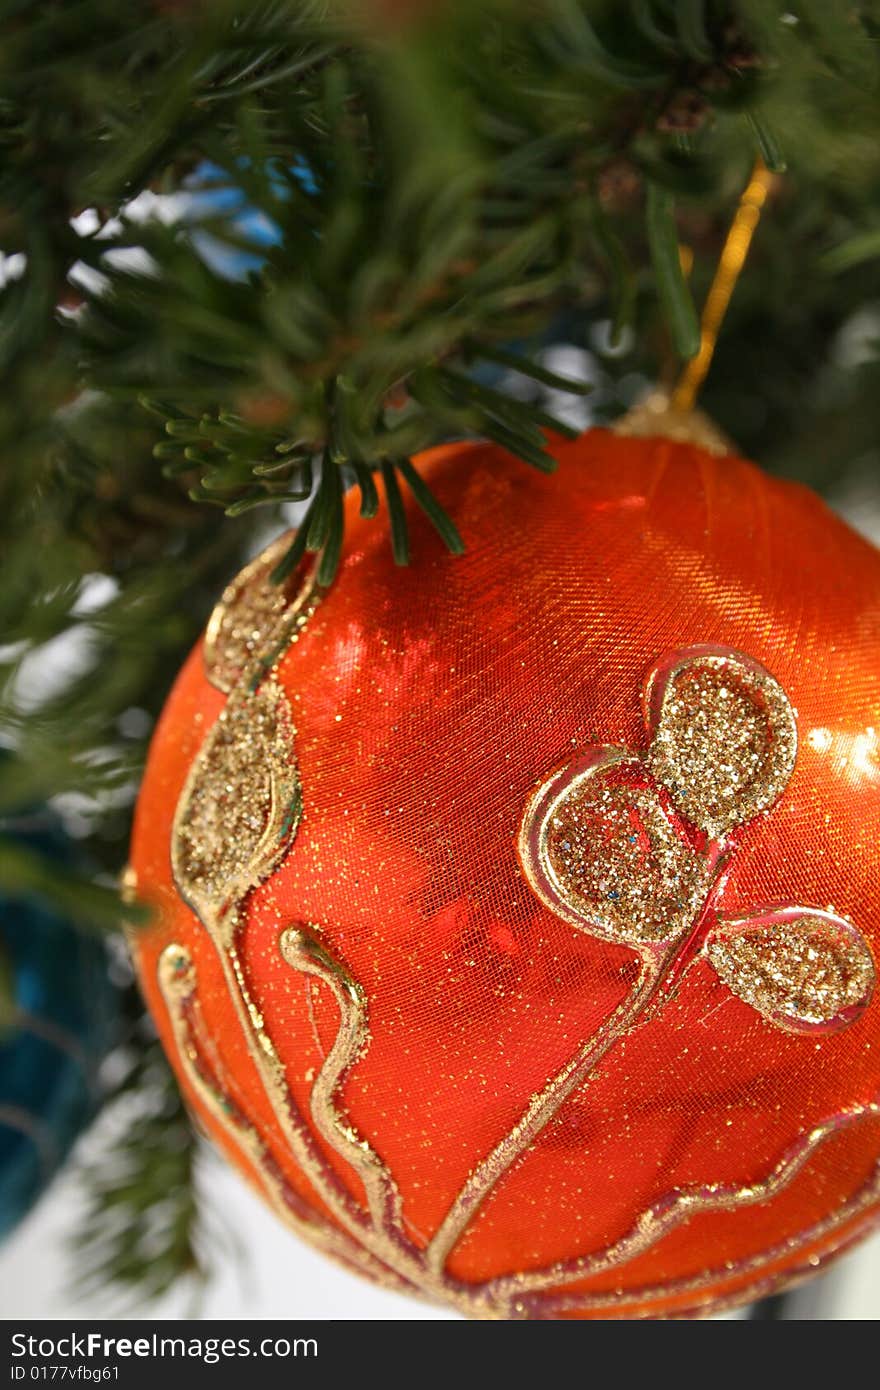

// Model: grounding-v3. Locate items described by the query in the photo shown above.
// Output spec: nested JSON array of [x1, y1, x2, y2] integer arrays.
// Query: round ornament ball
[[130, 427, 880, 1319]]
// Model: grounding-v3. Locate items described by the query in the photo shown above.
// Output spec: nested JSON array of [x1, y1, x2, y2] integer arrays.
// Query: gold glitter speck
[[203, 534, 317, 694]]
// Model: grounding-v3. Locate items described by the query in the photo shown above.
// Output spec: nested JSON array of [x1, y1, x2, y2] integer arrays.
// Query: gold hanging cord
[[671, 157, 775, 414]]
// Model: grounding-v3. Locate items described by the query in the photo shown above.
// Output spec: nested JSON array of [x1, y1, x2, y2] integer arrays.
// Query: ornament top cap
[[613, 387, 733, 456]]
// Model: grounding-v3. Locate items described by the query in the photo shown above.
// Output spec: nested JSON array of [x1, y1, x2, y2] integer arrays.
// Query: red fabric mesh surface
[[131, 429, 880, 1317]]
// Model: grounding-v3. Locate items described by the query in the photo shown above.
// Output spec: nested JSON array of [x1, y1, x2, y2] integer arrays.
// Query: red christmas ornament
[[129, 428, 880, 1318]]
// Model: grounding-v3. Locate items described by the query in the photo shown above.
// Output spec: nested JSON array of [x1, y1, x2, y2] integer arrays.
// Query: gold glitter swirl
[[543, 772, 713, 946], [280, 927, 405, 1234], [172, 681, 300, 934], [525, 1191, 879, 1318], [169, 545, 443, 1298], [518, 746, 726, 951], [209, 930, 405, 1264], [485, 1099, 880, 1305], [203, 534, 317, 694], [706, 912, 876, 1033], [645, 648, 797, 839], [156, 943, 414, 1294]]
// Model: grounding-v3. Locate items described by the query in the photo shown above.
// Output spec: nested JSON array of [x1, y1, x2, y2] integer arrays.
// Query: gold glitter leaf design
[[203, 534, 314, 694], [172, 680, 300, 931], [519, 741, 725, 951], [645, 647, 797, 839], [542, 768, 714, 946], [705, 911, 875, 1034]]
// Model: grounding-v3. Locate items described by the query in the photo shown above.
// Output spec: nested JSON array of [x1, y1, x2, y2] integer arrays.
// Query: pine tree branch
[[71, 1022, 212, 1306]]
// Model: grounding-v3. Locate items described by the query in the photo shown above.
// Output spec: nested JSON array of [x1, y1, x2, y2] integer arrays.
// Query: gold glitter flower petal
[[172, 679, 300, 930], [705, 909, 875, 1034], [644, 645, 797, 839], [518, 748, 715, 948], [204, 533, 313, 693]]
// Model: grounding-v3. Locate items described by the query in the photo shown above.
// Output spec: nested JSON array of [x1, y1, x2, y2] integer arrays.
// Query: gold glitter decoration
[[168, 539, 463, 1306], [706, 915, 876, 1033], [157, 942, 414, 1295], [203, 534, 316, 694], [490, 1098, 880, 1307], [172, 681, 299, 934], [646, 650, 797, 838], [280, 927, 405, 1233], [161, 532, 878, 1321], [544, 775, 713, 945], [519, 1143, 880, 1317]]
